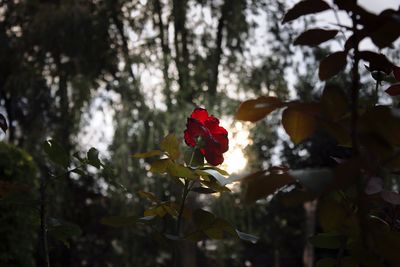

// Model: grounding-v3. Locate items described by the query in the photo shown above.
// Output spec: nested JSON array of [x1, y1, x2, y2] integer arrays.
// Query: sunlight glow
[[219, 119, 252, 175]]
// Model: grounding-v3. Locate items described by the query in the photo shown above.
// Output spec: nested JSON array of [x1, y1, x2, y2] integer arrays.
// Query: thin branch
[[40, 175, 50, 267]]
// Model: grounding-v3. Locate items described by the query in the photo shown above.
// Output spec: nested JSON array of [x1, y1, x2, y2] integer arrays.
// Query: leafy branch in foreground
[[235, 0, 400, 266]]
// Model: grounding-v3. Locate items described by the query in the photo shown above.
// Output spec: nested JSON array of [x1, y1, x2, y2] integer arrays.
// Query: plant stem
[[374, 79, 380, 106], [174, 149, 196, 267], [175, 149, 196, 236], [176, 180, 190, 235], [40, 175, 50, 267], [351, 12, 369, 252]]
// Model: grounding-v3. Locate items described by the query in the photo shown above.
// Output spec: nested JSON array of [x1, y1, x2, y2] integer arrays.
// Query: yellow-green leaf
[[133, 150, 163, 158], [235, 96, 284, 122], [161, 134, 180, 160], [138, 191, 159, 203], [282, 107, 317, 144], [167, 162, 197, 180], [150, 159, 170, 174]]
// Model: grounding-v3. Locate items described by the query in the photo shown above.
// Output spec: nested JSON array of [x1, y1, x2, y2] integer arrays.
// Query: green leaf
[[138, 191, 159, 203], [282, 107, 317, 144], [167, 162, 197, 180], [236, 230, 258, 243], [144, 205, 167, 217], [201, 180, 231, 193], [316, 258, 336, 267], [206, 166, 229, 176], [150, 159, 170, 173], [184, 149, 204, 167], [309, 233, 343, 249], [243, 170, 294, 203], [235, 96, 284, 122], [43, 140, 70, 168], [283, 0, 330, 23], [100, 215, 137, 227], [294, 29, 338, 47], [133, 150, 163, 158], [161, 134, 180, 160], [199, 169, 228, 186], [319, 51, 347, 81], [87, 147, 102, 168]]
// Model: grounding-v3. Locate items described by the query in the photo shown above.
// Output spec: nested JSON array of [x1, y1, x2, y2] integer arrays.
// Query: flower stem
[[176, 180, 190, 235], [175, 149, 196, 236]]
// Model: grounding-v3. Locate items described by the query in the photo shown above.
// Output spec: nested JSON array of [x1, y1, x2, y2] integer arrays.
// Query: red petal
[[190, 108, 209, 123], [393, 65, 400, 81], [184, 118, 206, 147], [204, 151, 224, 166], [205, 116, 228, 135], [385, 83, 400, 96]]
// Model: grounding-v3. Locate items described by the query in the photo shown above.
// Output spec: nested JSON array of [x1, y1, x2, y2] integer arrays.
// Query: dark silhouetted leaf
[[48, 219, 82, 247], [191, 187, 217, 194], [243, 170, 294, 203], [43, 140, 70, 169], [365, 177, 383, 195], [290, 168, 334, 195], [385, 83, 400, 96], [294, 29, 338, 46], [100, 215, 137, 227], [316, 258, 336, 267], [279, 189, 316, 207], [319, 51, 347, 80], [283, 0, 330, 23], [393, 65, 400, 81], [370, 19, 400, 49], [359, 106, 400, 146], [87, 147, 102, 168], [321, 85, 348, 120], [0, 114, 7, 133], [235, 96, 284, 122], [381, 190, 400, 205], [309, 233, 343, 249], [359, 51, 393, 74], [282, 107, 317, 144]]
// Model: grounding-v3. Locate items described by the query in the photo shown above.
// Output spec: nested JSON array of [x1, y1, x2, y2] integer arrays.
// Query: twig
[[40, 175, 50, 267]]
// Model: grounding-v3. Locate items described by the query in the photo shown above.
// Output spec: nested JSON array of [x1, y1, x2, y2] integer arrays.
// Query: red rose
[[184, 108, 229, 166]]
